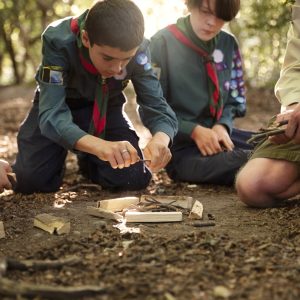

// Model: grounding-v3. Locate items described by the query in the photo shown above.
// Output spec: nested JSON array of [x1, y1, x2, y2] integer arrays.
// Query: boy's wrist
[[152, 131, 170, 146]]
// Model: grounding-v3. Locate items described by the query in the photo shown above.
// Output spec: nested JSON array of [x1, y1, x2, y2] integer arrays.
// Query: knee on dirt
[[14, 170, 62, 194], [235, 169, 273, 208]]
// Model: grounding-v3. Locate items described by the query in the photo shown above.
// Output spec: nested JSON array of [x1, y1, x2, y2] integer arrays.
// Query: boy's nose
[[207, 15, 218, 27], [111, 62, 123, 74]]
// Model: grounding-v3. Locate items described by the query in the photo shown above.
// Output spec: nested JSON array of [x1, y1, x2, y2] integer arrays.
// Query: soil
[[0, 85, 299, 300]]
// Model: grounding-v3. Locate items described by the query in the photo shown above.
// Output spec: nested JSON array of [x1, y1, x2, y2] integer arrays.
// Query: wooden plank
[[125, 211, 182, 223], [0, 221, 5, 239], [97, 197, 139, 212], [34, 214, 70, 235], [87, 206, 123, 221], [140, 195, 194, 209]]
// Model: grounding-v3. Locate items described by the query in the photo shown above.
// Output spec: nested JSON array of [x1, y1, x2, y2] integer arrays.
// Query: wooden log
[[0, 277, 106, 299], [0, 221, 5, 239], [97, 197, 139, 212], [140, 195, 194, 209], [87, 206, 123, 221], [34, 214, 70, 235], [125, 211, 182, 223]]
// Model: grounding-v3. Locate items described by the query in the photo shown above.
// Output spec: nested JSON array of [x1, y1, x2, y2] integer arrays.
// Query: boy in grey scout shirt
[[13, 0, 177, 194]]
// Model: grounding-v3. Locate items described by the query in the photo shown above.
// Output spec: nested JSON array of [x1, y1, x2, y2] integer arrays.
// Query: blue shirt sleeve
[[37, 26, 87, 150]]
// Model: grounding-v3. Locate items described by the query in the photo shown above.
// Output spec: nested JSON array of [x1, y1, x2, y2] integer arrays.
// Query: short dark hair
[[185, 0, 240, 22], [85, 0, 144, 50]]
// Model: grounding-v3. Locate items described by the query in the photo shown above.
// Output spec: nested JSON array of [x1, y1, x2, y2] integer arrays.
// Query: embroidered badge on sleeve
[[41, 66, 64, 85]]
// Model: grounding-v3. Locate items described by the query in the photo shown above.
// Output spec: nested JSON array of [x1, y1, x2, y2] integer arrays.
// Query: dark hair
[[185, 0, 240, 22], [84, 0, 144, 50]]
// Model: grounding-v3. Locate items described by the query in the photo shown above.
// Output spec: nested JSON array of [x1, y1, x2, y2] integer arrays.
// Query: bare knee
[[235, 161, 277, 208]]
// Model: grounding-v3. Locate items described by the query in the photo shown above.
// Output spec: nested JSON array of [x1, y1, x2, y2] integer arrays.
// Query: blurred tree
[[231, 0, 293, 87], [0, 0, 295, 87], [0, 0, 92, 85]]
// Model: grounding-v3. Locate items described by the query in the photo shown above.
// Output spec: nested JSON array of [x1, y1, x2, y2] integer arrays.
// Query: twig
[[0, 277, 106, 299], [1, 255, 81, 273], [57, 183, 102, 194], [192, 221, 216, 227], [247, 119, 288, 144], [247, 128, 286, 144]]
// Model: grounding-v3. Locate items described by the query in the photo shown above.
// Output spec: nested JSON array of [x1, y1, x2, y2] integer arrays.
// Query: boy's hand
[[270, 103, 300, 144], [96, 140, 141, 169], [212, 124, 234, 151], [0, 159, 12, 193], [142, 132, 171, 172], [191, 125, 223, 156], [75, 135, 140, 169]]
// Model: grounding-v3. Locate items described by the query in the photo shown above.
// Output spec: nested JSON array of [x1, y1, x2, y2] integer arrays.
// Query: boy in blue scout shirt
[[13, 0, 178, 194]]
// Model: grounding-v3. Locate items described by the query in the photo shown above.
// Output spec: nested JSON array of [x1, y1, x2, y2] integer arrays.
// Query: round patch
[[236, 69, 243, 78], [230, 80, 238, 90], [231, 89, 239, 98], [136, 52, 148, 65], [238, 80, 245, 87], [231, 70, 237, 79], [144, 62, 152, 71], [240, 87, 246, 96], [235, 59, 242, 68], [236, 96, 245, 104], [212, 49, 224, 63], [223, 81, 230, 91]]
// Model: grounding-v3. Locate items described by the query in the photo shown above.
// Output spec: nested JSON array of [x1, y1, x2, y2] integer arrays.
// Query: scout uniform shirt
[[36, 11, 177, 150], [150, 26, 246, 143]]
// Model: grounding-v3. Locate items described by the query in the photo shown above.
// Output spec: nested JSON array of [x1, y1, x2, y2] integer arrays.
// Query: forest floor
[[0, 85, 299, 300]]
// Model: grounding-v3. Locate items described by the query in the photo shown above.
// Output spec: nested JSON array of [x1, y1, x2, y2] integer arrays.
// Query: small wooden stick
[[2, 255, 81, 272], [0, 277, 106, 299], [247, 128, 286, 144], [57, 183, 102, 194]]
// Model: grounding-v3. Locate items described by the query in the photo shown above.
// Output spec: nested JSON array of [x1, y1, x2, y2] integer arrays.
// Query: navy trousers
[[13, 95, 151, 194], [166, 128, 253, 186]]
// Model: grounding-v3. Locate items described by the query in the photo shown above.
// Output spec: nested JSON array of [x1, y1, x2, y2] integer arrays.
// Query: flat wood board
[[97, 197, 139, 212], [140, 195, 194, 209], [0, 221, 5, 239], [34, 213, 70, 235], [125, 211, 183, 223], [87, 206, 123, 221]]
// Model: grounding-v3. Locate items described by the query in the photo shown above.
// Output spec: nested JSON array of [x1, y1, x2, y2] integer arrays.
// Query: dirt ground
[[0, 85, 299, 300]]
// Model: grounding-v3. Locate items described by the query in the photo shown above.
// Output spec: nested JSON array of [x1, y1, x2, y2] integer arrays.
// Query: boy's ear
[[81, 30, 90, 48]]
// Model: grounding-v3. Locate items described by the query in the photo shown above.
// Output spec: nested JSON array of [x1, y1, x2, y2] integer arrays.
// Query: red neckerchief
[[71, 17, 109, 138], [168, 24, 223, 120]]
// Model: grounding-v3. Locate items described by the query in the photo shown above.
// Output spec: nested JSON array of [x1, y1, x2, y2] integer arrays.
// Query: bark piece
[[97, 197, 140, 212], [192, 221, 216, 227], [125, 211, 183, 223], [140, 195, 194, 209], [87, 206, 123, 221], [0, 221, 5, 239], [189, 200, 204, 220], [34, 214, 70, 235]]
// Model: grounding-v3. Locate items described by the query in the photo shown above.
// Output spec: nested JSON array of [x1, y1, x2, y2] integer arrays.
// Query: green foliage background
[[0, 0, 294, 87]]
